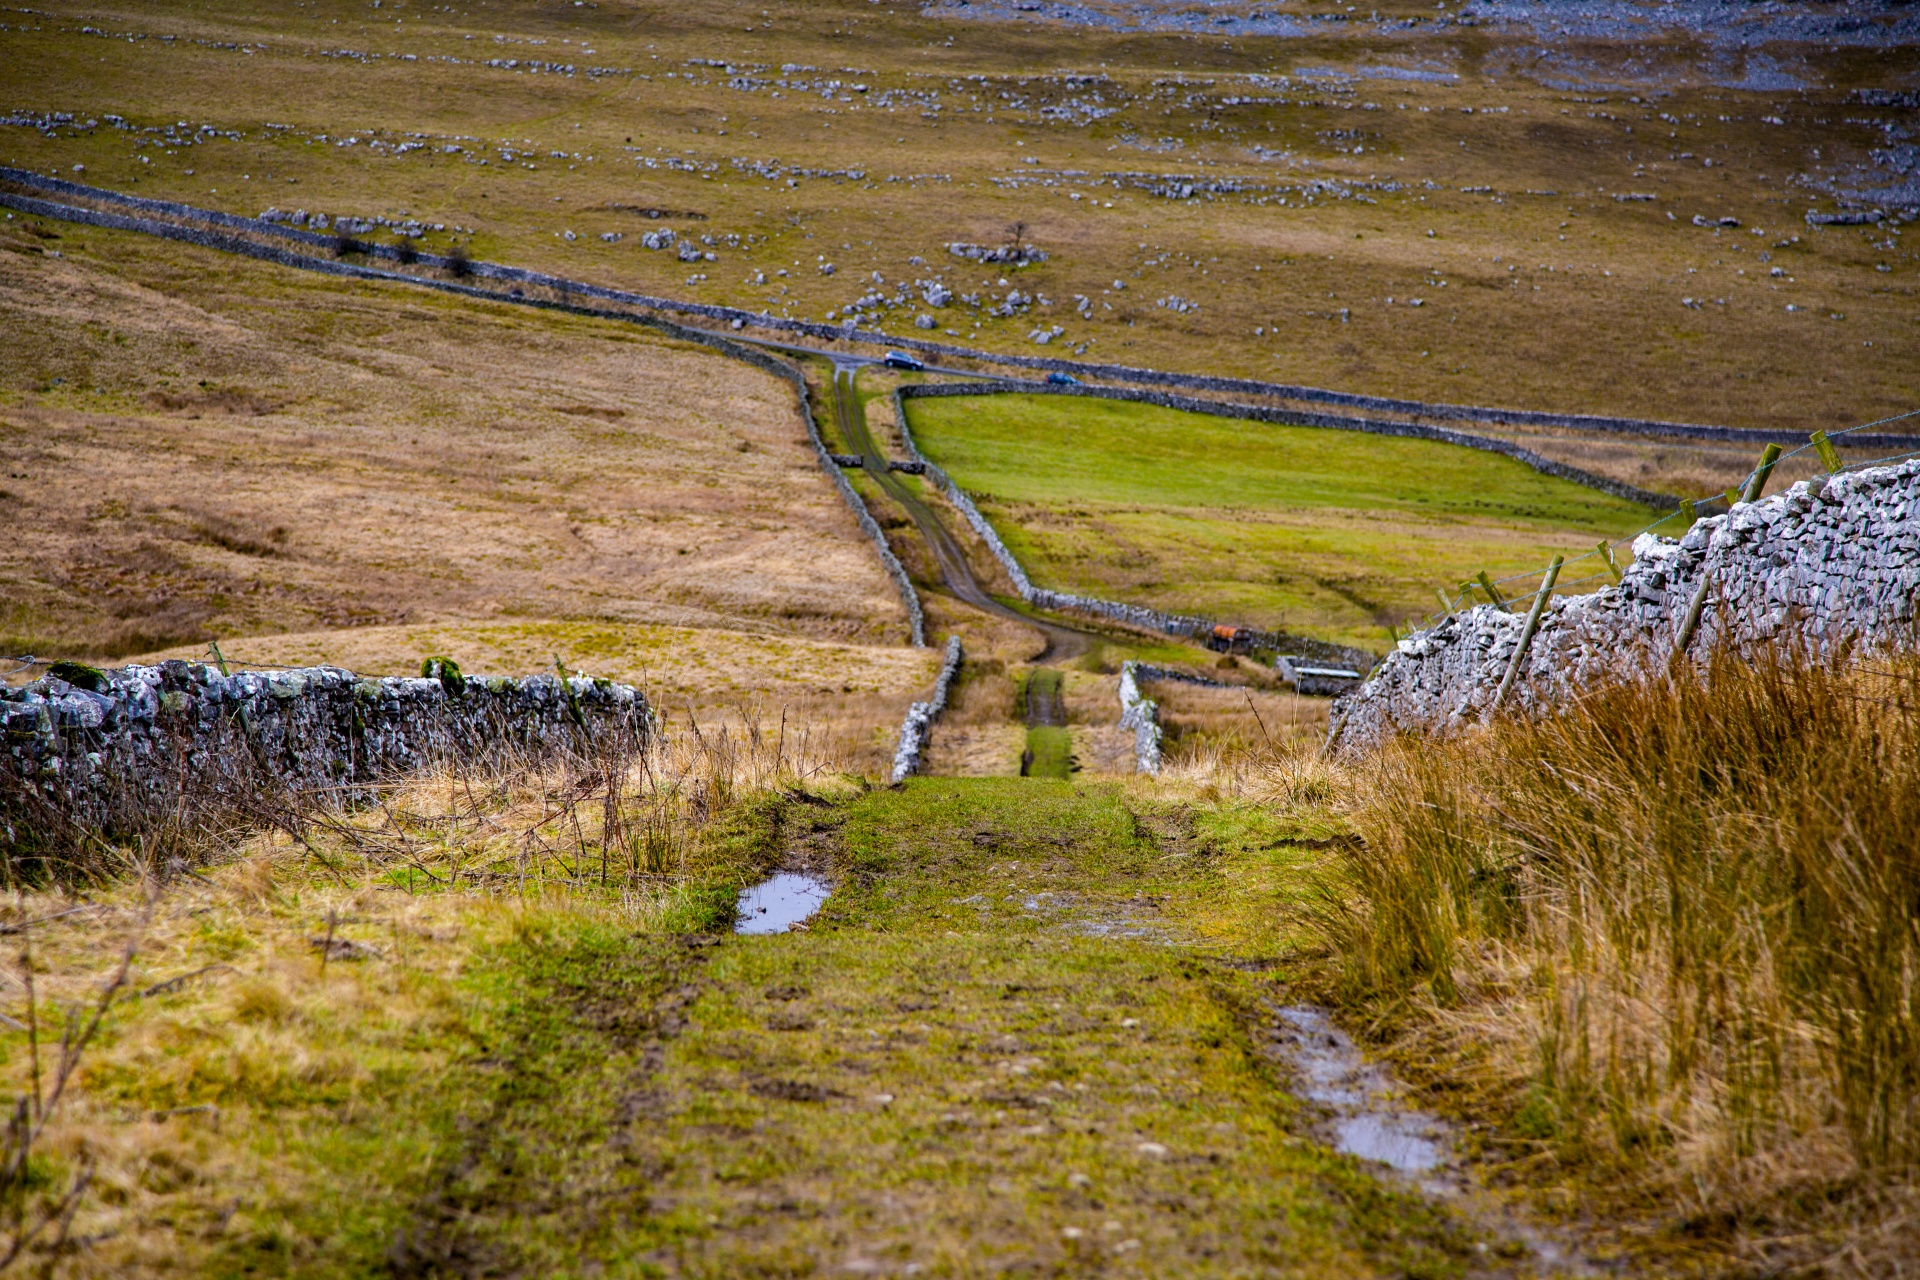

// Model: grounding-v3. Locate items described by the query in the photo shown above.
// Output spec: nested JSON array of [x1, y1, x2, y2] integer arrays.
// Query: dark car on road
[[882, 351, 924, 371]]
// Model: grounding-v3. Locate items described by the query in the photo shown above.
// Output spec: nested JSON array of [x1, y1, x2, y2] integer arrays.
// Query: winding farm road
[[825, 359, 1093, 662]]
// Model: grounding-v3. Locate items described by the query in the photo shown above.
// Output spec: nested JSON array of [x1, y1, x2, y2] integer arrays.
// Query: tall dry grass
[[1319, 644, 1920, 1254], [289, 704, 855, 902]]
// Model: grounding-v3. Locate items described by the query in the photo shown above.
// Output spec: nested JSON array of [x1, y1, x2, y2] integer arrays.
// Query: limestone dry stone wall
[[1117, 662, 1164, 775], [23, 167, 1918, 452], [2, 661, 648, 847], [890, 636, 964, 783], [1334, 458, 1920, 751]]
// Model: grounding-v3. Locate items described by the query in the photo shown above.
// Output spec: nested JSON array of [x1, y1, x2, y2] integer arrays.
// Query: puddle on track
[[735, 873, 831, 934], [1273, 1005, 1450, 1172], [1262, 1003, 1596, 1276]]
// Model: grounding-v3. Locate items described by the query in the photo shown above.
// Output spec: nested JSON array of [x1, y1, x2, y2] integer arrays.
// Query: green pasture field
[[906, 392, 1659, 649]]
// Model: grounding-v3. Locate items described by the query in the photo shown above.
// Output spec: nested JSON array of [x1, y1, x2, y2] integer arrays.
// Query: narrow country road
[[827, 360, 1095, 662]]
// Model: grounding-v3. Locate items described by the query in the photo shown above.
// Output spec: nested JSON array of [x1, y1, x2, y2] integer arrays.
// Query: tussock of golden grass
[[1319, 647, 1920, 1274], [1158, 680, 1329, 761], [923, 658, 1026, 775]]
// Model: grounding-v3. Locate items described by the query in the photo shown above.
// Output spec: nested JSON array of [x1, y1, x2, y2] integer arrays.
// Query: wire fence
[[1414, 405, 1920, 635]]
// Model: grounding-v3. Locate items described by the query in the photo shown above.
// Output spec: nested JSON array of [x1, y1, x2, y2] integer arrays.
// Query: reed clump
[[1319, 643, 1920, 1263]]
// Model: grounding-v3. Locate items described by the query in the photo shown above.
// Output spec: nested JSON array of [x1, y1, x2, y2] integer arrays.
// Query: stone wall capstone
[[1332, 458, 1920, 751], [2, 661, 650, 846]]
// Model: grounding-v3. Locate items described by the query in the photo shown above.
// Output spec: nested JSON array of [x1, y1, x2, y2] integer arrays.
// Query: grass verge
[[1314, 645, 1920, 1275]]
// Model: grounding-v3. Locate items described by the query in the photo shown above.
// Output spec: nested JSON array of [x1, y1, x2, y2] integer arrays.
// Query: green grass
[[1018, 669, 1075, 778], [178, 779, 1469, 1276], [907, 394, 1660, 650], [1023, 725, 1074, 778]]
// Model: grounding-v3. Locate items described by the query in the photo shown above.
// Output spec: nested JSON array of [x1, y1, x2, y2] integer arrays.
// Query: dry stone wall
[[1334, 458, 1920, 751], [1117, 662, 1163, 775], [2, 662, 648, 846], [21, 167, 1916, 452], [890, 636, 963, 783]]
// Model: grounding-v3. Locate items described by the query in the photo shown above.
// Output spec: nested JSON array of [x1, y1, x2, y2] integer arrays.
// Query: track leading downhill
[[827, 362, 1092, 662]]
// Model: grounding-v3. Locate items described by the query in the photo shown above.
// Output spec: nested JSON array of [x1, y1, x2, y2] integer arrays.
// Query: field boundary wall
[[1117, 663, 1163, 775], [890, 636, 963, 783], [2, 661, 648, 846], [13, 168, 1905, 450], [1335, 458, 1920, 750]]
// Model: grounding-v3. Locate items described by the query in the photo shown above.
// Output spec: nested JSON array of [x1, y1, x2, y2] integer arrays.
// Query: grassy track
[[35, 776, 1474, 1275], [906, 393, 1659, 649], [371, 780, 1463, 1277]]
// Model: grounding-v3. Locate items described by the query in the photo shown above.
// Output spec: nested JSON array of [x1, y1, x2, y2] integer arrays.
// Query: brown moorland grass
[[0, 0, 1909, 434], [1317, 646, 1920, 1275], [0, 226, 910, 659]]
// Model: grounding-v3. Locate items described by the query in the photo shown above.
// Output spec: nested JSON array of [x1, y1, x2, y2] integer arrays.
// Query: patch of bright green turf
[[1023, 725, 1074, 778], [906, 393, 1660, 650]]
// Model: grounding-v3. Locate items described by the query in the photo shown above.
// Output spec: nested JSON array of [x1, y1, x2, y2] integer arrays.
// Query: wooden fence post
[[1476, 571, 1512, 612], [1742, 442, 1784, 504], [1810, 430, 1842, 474], [1597, 541, 1623, 582], [1491, 554, 1563, 712], [1674, 443, 1782, 661], [1673, 569, 1714, 659]]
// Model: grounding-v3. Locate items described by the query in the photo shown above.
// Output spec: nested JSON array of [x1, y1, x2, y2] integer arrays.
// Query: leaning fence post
[[1810, 430, 1842, 474], [1476, 571, 1512, 612], [1673, 567, 1715, 658], [1597, 541, 1623, 582], [1490, 555, 1563, 712], [1674, 443, 1782, 661], [1742, 442, 1784, 503]]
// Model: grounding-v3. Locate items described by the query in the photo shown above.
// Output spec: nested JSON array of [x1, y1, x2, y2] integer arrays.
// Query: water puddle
[[1262, 1003, 1594, 1275], [951, 890, 1177, 942], [1270, 1005, 1448, 1173], [735, 873, 830, 934]]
